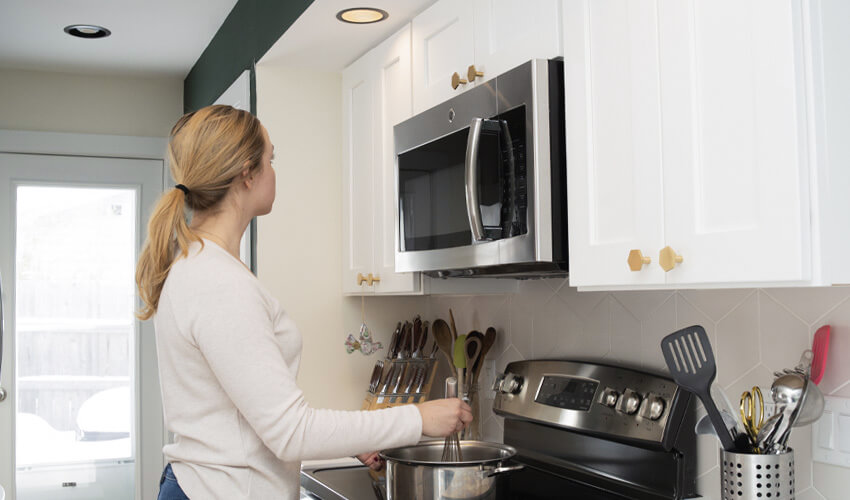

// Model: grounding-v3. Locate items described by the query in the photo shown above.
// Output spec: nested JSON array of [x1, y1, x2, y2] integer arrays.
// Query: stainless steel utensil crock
[[380, 440, 523, 500]]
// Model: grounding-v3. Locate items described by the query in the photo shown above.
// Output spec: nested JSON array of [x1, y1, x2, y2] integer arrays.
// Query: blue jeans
[[158, 463, 190, 500]]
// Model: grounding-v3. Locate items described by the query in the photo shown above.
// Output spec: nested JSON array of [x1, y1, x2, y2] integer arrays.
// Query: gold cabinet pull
[[451, 72, 468, 89], [627, 249, 651, 271], [357, 273, 381, 286], [659, 246, 683, 272], [467, 64, 484, 82]]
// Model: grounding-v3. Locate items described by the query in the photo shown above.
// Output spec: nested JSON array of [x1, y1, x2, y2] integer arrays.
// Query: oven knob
[[617, 389, 642, 415], [639, 394, 666, 420], [600, 388, 620, 408], [500, 373, 524, 394]]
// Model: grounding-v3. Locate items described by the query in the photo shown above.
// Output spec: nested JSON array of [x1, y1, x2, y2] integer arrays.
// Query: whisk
[[441, 377, 463, 462]]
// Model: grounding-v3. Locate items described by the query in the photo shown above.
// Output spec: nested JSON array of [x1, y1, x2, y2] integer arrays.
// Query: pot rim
[[379, 440, 517, 467]]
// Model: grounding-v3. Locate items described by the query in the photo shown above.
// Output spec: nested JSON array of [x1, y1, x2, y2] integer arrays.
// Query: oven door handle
[[465, 118, 486, 242]]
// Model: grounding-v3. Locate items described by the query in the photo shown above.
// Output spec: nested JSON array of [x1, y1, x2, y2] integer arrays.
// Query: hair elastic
[[175, 184, 190, 195]]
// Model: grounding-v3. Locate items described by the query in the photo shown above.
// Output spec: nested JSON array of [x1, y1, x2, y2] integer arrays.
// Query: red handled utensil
[[811, 325, 830, 385]]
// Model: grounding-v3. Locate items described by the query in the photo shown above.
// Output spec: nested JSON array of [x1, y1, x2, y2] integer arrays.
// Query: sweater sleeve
[[188, 275, 422, 462]]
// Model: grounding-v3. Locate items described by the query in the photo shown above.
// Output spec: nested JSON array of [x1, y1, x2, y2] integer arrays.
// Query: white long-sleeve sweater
[[153, 239, 423, 499]]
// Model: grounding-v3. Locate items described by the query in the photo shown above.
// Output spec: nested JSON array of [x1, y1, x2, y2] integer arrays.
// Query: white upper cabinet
[[565, 0, 850, 289], [342, 25, 420, 295], [658, 0, 808, 285], [473, 0, 562, 81], [564, 0, 667, 287], [372, 25, 420, 294], [411, 0, 474, 113], [342, 50, 376, 295], [412, 0, 562, 113]]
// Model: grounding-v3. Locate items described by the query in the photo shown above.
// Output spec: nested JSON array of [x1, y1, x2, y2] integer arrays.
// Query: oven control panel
[[493, 360, 688, 448]]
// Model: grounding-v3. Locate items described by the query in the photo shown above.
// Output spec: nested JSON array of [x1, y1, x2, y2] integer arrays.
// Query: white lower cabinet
[[565, 0, 850, 289], [342, 25, 420, 295]]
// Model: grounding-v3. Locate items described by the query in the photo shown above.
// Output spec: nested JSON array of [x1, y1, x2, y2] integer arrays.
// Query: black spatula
[[661, 325, 736, 451]]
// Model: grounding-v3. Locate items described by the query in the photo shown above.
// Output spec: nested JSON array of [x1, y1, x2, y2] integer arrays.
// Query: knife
[[398, 322, 412, 359], [388, 322, 401, 359]]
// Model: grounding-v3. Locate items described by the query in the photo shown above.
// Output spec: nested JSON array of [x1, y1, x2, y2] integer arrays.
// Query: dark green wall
[[183, 0, 314, 113]]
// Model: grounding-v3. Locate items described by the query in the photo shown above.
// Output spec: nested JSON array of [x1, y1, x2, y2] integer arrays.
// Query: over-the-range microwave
[[394, 59, 567, 278]]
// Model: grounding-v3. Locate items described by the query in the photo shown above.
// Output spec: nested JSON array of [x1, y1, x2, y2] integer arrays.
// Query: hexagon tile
[[419, 284, 850, 499]]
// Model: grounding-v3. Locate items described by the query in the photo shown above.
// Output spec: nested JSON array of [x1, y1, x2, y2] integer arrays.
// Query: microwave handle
[[465, 118, 486, 242]]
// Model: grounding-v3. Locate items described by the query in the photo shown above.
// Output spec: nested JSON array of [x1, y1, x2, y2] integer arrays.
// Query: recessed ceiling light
[[336, 7, 388, 24], [64, 24, 111, 39]]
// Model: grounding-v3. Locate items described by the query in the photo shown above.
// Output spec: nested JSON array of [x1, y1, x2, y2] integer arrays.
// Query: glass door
[[0, 152, 163, 500]]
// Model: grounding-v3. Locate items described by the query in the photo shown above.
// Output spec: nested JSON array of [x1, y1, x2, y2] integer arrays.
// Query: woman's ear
[[241, 168, 252, 189]]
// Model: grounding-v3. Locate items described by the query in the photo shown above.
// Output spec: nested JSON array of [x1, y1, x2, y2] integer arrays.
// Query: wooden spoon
[[432, 319, 458, 378], [465, 330, 485, 385], [464, 335, 482, 393], [472, 327, 497, 384], [448, 308, 458, 342]]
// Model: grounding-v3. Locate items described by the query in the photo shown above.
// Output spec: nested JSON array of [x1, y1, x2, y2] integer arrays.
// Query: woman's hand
[[356, 451, 385, 471], [416, 398, 473, 437]]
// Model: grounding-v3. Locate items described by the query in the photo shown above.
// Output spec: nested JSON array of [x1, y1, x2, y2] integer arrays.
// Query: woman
[[136, 105, 472, 499]]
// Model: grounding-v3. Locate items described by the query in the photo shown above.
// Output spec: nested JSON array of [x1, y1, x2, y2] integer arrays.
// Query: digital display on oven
[[534, 376, 599, 411]]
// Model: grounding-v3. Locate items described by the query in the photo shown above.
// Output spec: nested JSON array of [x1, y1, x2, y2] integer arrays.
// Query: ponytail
[[135, 104, 265, 320], [135, 186, 200, 320]]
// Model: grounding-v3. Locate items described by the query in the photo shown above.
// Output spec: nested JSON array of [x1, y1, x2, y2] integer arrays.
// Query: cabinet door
[[342, 54, 376, 295], [658, 0, 810, 284], [564, 0, 667, 288], [372, 25, 421, 294], [473, 0, 562, 82], [412, 0, 475, 113]]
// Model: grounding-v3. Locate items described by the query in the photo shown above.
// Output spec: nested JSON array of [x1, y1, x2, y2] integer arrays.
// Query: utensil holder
[[721, 449, 795, 500]]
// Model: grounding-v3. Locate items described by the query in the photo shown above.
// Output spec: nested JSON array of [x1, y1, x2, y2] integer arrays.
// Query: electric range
[[301, 359, 698, 499]]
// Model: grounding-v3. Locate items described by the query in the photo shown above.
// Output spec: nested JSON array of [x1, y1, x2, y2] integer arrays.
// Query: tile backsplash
[[419, 278, 850, 500]]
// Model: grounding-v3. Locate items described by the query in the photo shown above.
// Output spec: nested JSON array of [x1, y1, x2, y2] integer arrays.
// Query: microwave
[[394, 59, 567, 277]]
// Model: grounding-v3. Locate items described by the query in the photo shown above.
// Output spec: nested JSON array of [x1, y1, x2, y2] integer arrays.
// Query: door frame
[[0, 129, 168, 500]]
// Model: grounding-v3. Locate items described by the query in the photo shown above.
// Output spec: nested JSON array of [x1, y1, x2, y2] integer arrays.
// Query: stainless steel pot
[[379, 440, 523, 500]]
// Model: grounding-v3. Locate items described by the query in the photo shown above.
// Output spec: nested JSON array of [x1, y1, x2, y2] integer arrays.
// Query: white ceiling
[[260, 0, 437, 72], [0, 0, 239, 78], [0, 0, 437, 79]]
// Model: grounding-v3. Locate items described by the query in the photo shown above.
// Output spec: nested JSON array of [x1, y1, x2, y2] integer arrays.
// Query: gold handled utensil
[[740, 386, 765, 452]]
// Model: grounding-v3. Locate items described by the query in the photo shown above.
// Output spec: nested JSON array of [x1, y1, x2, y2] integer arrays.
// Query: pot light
[[336, 8, 388, 24], [64, 24, 111, 39]]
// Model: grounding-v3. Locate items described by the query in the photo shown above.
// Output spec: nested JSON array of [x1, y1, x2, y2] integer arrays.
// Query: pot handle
[[482, 464, 524, 477]]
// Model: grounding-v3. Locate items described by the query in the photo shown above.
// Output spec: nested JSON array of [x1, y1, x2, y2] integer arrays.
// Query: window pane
[[15, 185, 136, 472]]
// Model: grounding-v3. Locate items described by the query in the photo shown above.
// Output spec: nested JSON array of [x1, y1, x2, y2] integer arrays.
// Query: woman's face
[[252, 125, 276, 216]]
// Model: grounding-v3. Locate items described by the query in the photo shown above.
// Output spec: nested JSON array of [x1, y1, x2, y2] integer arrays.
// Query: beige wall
[[0, 68, 182, 137]]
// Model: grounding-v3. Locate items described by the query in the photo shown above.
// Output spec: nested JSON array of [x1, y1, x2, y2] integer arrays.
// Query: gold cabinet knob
[[357, 273, 381, 286], [627, 249, 651, 271], [659, 246, 684, 272], [467, 64, 484, 82], [451, 72, 468, 89]]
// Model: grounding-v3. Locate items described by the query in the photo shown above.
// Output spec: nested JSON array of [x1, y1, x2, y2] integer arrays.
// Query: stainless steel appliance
[[300, 359, 698, 499], [394, 59, 567, 277]]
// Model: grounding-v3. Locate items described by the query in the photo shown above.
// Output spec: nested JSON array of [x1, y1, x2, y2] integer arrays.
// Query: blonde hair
[[135, 105, 265, 320]]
